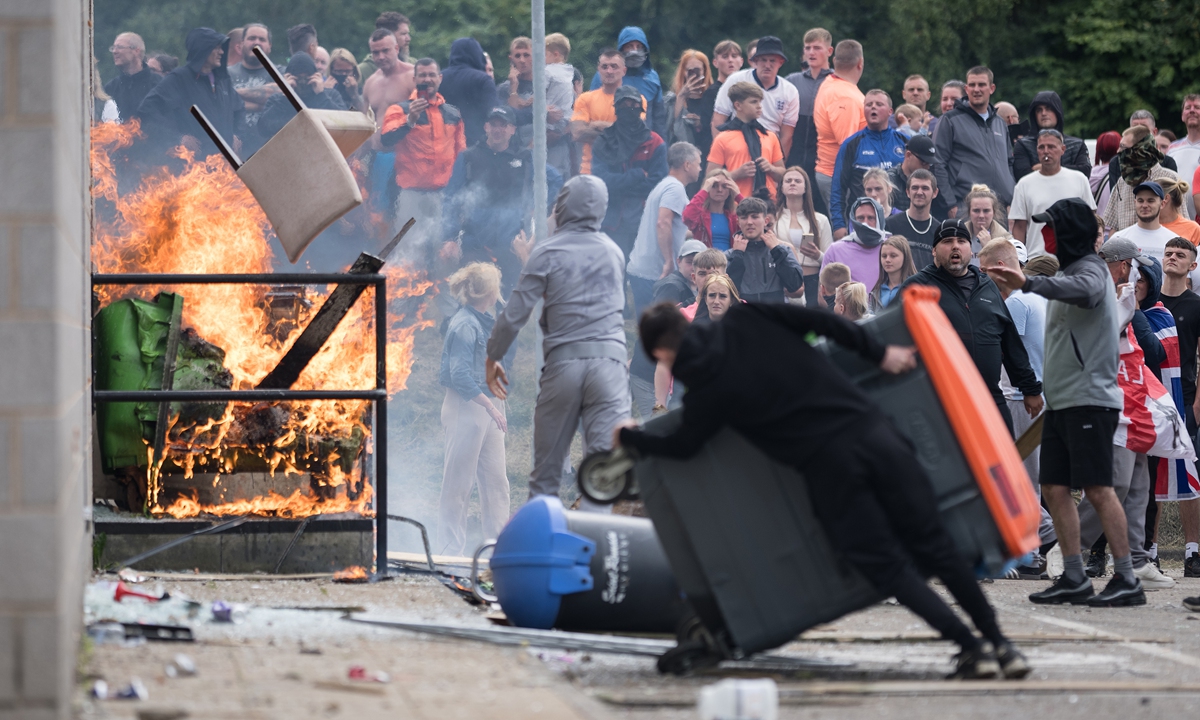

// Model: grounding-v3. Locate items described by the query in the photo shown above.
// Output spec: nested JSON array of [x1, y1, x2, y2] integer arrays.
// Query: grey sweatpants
[[530, 357, 631, 501], [815, 172, 835, 216], [1007, 399, 1056, 544], [1077, 446, 1150, 568]]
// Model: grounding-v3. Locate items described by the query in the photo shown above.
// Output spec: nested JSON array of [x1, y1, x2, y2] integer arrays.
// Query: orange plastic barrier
[[902, 285, 1042, 558]]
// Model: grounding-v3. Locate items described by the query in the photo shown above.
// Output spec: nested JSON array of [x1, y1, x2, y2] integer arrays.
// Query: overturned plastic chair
[[190, 47, 375, 263]]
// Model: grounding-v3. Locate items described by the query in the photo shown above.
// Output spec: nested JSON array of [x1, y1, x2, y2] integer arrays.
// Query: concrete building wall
[[0, 0, 92, 717]]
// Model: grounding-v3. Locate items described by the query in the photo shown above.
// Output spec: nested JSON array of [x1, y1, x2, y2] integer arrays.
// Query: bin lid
[[490, 497, 595, 628]]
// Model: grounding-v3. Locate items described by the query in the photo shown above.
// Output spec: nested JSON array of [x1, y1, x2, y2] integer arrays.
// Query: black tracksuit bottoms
[[803, 419, 1005, 650]]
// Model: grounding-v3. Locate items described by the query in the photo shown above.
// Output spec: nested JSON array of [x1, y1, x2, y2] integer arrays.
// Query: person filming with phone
[[381, 58, 466, 261]]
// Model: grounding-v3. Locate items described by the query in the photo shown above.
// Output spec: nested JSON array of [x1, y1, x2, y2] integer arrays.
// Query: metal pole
[[374, 278, 388, 577], [531, 0, 548, 244]]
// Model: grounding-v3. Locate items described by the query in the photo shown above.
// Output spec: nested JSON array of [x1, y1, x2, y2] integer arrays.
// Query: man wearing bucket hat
[[711, 36, 799, 158], [986, 198, 1145, 607], [903, 218, 1043, 433]]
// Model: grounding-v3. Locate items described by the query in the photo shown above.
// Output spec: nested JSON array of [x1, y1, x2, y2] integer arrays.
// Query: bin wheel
[[577, 448, 635, 505], [656, 639, 723, 675]]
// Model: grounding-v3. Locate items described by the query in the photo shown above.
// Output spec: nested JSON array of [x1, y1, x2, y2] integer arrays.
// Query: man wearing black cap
[[256, 51, 347, 142], [1110, 181, 1180, 259], [986, 198, 1144, 607], [888, 135, 951, 219], [443, 106, 561, 296], [711, 36, 799, 158], [903, 218, 1043, 432]]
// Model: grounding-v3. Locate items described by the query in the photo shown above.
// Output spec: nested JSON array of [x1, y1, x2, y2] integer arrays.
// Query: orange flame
[[333, 565, 369, 582], [92, 121, 433, 518]]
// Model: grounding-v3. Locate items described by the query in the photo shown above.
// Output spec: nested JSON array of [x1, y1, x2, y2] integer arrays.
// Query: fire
[[333, 565, 370, 582], [92, 120, 433, 518]]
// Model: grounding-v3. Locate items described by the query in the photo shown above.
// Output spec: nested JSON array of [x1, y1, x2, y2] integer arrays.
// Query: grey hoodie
[[1021, 199, 1121, 411], [488, 175, 628, 361]]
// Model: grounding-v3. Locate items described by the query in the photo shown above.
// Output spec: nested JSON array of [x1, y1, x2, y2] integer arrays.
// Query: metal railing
[[91, 272, 390, 576]]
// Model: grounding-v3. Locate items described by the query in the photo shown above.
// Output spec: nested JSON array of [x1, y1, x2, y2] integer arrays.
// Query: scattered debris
[[347, 666, 390, 683], [114, 677, 149, 700], [114, 581, 168, 603], [88, 622, 135, 646], [299, 643, 323, 655], [332, 566, 369, 583], [271, 605, 366, 614], [211, 601, 245, 623], [91, 680, 109, 699], [124, 623, 194, 643], [136, 709, 189, 720], [699, 678, 779, 720], [117, 568, 146, 584], [312, 679, 387, 696], [164, 654, 196, 678]]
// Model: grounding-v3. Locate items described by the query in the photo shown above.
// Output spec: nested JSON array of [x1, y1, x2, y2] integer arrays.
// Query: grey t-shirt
[[228, 62, 275, 129], [627, 176, 688, 281]]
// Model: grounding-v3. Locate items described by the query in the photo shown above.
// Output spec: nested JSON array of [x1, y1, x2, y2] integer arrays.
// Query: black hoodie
[[255, 52, 347, 142], [1012, 91, 1091, 181], [618, 302, 887, 468], [136, 27, 245, 157], [439, 38, 497, 146]]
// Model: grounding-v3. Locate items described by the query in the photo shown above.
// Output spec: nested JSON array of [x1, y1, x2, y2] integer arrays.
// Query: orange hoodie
[[381, 91, 467, 190]]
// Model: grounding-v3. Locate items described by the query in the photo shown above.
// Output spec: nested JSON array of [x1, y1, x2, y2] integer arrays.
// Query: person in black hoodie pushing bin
[[614, 301, 1030, 680]]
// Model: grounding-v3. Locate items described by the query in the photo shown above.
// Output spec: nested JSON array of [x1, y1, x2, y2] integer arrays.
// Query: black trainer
[[1183, 596, 1200, 612], [1014, 553, 1048, 580], [1087, 574, 1146, 607], [1185, 552, 1200, 578], [1085, 548, 1107, 578], [1029, 575, 1094, 604], [994, 642, 1031, 679], [948, 642, 1001, 679]]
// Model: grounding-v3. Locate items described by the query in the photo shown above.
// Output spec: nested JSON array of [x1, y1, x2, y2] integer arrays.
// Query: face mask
[[615, 105, 642, 124], [623, 49, 647, 69]]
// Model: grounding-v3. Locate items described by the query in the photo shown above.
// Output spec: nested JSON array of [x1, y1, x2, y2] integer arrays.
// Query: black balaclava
[[593, 86, 651, 167]]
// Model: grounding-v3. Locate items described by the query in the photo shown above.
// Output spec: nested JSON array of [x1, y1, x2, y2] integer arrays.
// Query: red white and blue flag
[[1144, 303, 1200, 501], [1113, 324, 1196, 469]]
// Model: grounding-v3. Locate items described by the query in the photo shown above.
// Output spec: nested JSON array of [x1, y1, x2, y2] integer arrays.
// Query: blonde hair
[[977, 238, 1019, 267], [693, 248, 728, 271], [836, 281, 868, 321], [803, 28, 833, 45], [861, 168, 894, 213], [672, 49, 712, 95], [329, 48, 360, 80], [545, 33, 571, 58], [447, 262, 501, 305], [704, 169, 739, 214], [964, 183, 1006, 226], [895, 103, 922, 123], [1158, 177, 1191, 208], [820, 262, 851, 291], [696, 273, 741, 320]]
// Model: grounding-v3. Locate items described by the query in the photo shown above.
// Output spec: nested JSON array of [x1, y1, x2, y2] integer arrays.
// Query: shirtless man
[[362, 29, 414, 128]]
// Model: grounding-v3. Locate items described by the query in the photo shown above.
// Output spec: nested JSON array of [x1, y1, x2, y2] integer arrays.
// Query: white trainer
[[1134, 561, 1175, 590]]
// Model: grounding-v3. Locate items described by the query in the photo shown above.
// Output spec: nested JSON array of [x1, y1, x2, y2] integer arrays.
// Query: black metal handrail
[[90, 272, 390, 576]]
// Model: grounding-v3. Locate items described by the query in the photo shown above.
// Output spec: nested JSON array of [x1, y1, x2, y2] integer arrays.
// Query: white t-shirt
[[712, 68, 800, 134], [627, 176, 688, 281], [1009, 168, 1096, 257], [1110, 224, 1181, 260]]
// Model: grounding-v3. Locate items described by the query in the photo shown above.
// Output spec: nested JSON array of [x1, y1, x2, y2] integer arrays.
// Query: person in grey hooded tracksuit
[[985, 197, 1145, 608], [485, 175, 631, 505], [933, 96, 1014, 211]]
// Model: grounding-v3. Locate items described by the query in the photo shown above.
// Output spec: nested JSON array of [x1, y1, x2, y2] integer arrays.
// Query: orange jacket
[[381, 91, 467, 190]]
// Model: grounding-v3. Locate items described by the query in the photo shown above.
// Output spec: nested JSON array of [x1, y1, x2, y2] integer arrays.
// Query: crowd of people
[[98, 16, 1200, 642]]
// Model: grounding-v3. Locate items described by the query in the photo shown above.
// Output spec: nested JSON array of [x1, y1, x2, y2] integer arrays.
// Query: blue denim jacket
[[439, 305, 496, 399]]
